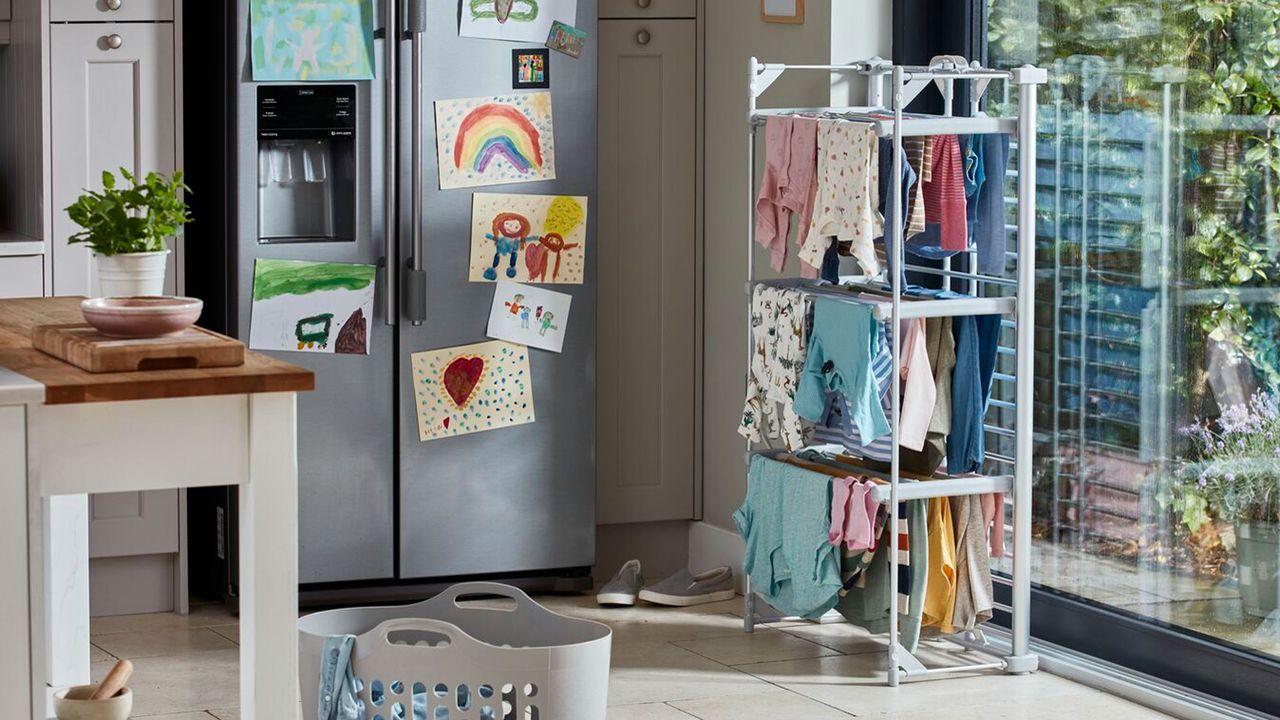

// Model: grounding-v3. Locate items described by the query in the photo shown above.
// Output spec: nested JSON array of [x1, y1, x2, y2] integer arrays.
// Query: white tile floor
[[86, 593, 1176, 720]]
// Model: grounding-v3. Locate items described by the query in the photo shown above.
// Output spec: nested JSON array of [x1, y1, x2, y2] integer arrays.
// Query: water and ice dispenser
[[257, 85, 356, 243]]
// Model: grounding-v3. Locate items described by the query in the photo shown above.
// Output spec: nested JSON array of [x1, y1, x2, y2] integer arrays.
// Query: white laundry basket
[[298, 582, 612, 720]]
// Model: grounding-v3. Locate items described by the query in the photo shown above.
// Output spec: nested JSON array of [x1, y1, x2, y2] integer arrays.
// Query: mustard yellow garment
[[921, 496, 957, 631]]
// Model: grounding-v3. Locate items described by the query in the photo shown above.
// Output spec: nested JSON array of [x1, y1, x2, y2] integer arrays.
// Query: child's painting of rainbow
[[435, 92, 557, 189]]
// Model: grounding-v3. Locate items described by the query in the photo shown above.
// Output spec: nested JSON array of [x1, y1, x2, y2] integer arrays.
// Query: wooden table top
[[0, 297, 314, 404]]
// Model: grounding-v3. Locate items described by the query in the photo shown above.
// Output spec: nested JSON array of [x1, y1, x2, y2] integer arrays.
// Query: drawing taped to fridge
[[470, 193, 587, 284], [487, 281, 572, 353], [459, 0, 578, 43], [249, 259, 376, 355], [248, 0, 375, 81], [411, 340, 536, 441], [435, 92, 557, 189]]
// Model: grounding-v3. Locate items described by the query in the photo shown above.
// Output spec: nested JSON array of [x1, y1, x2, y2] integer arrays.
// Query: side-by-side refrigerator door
[[394, 0, 599, 580], [232, 0, 396, 584]]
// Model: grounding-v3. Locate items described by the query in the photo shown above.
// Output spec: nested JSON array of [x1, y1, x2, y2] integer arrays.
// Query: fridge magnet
[[468, 193, 587, 284], [460, 0, 577, 43], [512, 48, 550, 89], [486, 281, 572, 353], [248, 259, 377, 355], [248, 0, 375, 81], [545, 20, 587, 58], [411, 340, 536, 441], [434, 91, 557, 189], [760, 0, 805, 24]]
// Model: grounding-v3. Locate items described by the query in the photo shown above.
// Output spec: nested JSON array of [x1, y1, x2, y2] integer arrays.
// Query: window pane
[[989, 0, 1280, 659]]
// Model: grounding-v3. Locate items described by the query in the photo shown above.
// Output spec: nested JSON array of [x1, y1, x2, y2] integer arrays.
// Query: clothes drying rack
[[741, 55, 1048, 686]]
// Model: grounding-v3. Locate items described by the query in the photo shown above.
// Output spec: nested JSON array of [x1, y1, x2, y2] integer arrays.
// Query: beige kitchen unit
[[0, 0, 186, 616], [597, 4, 703, 524]]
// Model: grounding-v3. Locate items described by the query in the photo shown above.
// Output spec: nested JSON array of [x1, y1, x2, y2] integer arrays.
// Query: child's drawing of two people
[[503, 292, 556, 336]]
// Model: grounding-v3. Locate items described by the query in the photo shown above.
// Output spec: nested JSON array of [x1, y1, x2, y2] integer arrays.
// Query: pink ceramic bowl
[[81, 296, 204, 339]]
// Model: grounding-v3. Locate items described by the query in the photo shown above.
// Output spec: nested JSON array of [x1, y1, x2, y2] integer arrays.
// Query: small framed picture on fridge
[[512, 48, 550, 89], [760, 0, 805, 24]]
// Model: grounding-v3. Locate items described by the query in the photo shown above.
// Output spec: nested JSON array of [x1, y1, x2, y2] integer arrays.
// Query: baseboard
[[596, 521, 691, 581], [687, 520, 745, 593], [89, 553, 176, 616]]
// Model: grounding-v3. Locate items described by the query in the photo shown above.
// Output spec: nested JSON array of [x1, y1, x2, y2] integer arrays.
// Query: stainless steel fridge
[[220, 0, 597, 599]]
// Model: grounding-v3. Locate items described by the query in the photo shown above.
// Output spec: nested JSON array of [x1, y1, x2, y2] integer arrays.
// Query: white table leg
[[44, 496, 90, 692], [239, 392, 299, 720], [0, 405, 33, 719]]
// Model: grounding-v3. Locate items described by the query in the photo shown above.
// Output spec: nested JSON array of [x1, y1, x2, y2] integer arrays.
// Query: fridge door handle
[[405, 0, 426, 32], [404, 0, 427, 325], [382, 0, 399, 326]]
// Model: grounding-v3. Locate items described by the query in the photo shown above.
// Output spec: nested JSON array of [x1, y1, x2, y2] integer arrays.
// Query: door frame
[[898, 0, 1280, 712]]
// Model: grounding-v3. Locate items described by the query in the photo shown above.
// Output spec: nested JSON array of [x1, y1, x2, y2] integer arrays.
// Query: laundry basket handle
[[369, 617, 465, 650], [435, 581, 544, 613]]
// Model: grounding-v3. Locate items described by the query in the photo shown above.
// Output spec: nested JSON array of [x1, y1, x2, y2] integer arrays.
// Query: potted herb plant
[[65, 168, 191, 297], [1169, 391, 1280, 617]]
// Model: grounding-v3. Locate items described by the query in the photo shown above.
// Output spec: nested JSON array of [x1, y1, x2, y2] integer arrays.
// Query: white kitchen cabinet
[[50, 0, 173, 22], [50, 21, 176, 298], [0, 254, 44, 297]]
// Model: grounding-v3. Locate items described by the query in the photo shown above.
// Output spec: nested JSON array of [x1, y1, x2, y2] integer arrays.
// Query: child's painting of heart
[[469, 193, 587, 284], [410, 340, 535, 441]]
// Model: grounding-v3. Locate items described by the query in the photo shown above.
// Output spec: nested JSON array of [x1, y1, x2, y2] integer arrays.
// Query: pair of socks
[[828, 477, 880, 552]]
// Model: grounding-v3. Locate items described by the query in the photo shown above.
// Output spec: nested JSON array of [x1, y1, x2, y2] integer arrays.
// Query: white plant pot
[[95, 250, 170, 297]]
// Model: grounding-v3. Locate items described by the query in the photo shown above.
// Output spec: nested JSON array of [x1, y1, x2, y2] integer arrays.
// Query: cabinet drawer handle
[[636, 0, 651, 7], [635, 29, 650, 45], [105, 34, 124, 49], [105, 0, 122, 10]]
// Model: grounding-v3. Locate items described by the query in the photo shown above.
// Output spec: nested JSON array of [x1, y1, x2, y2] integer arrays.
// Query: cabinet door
[[88, 490, 180, 559], [50, 0, 174, 22], [0, 255, 43, 297], [50, 22, 176, 297], [597, 19, 697, 524]]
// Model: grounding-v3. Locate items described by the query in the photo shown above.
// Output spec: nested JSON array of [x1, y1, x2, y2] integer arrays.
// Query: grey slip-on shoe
[[638, 566, 736, 607], [597, 559, 644, 606]]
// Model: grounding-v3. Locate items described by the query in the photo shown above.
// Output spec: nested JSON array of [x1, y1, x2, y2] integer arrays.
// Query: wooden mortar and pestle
[[53, 659, 134, 720]]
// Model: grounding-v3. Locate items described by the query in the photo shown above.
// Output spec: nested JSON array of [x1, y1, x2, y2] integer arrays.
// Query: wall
[[699, 0, 892, 536]]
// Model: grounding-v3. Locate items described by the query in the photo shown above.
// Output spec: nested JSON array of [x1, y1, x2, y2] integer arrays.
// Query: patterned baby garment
[[922, 134, 968, 253], [740, 285, 812, 450], [904, 137, 932, 238], [800, 120, 882, 277]]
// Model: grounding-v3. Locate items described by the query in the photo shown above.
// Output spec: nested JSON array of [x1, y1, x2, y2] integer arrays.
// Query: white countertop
[[0, 366, 44, 405]]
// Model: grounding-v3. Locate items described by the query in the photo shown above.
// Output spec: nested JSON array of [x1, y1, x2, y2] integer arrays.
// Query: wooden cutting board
[[31, 323, 246, 373]]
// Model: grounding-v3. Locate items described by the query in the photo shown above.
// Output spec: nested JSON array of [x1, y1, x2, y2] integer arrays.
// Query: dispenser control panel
[[258, 85, 356, 140]]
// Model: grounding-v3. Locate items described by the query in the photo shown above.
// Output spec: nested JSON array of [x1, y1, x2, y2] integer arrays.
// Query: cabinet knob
[[105, 0, 122, 10], [636, 0, 652, 7], [105, 34, 124, 49], [635, 29, 651, 45]]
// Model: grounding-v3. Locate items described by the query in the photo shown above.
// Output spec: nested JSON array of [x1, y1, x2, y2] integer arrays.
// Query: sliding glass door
[[985, 0, 1280, 707]]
